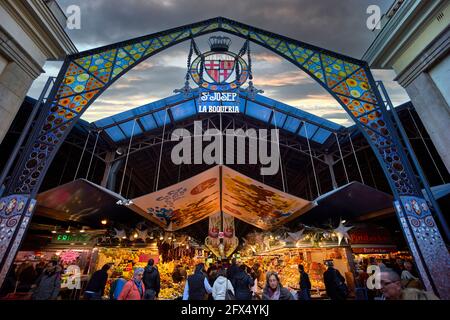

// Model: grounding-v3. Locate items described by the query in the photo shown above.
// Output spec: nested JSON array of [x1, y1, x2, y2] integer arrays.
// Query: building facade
[[0, 0, 77, 143], [364, 0, 450, 173]]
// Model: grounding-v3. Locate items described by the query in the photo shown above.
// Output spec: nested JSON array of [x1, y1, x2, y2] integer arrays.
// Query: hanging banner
[[130, 165, 314, 231], [205, 212, 221, 257], [222, 166, 315, 230], [130, 166, 220, 231], [223, 213, 239, 257], [205, 212, 238, 258]]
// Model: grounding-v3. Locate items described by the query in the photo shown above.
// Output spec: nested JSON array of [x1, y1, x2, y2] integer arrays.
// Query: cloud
[[253, 71, 313, 87], [252, 52, 284, 63], [26, 0, 407, 128]]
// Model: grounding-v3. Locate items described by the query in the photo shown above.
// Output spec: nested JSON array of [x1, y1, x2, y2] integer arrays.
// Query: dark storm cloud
[[59, 0, 393, 57], [26, 0, 409, 126]]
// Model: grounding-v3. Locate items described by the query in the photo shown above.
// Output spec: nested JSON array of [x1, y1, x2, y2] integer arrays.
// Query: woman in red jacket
[[118, 268, 145, 300]]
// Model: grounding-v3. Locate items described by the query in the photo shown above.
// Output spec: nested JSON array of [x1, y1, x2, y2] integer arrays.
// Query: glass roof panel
[[93, 90, 342, 144]]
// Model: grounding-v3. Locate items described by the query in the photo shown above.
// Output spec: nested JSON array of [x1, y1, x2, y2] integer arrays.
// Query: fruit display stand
[[241, 246, 354, 299], [91, 246, 204, 299], [158, 255, 205, 300], [94, 246, 159, 297]]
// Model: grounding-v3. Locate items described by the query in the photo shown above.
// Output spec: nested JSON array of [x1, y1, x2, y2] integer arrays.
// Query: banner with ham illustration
[[130, 166, 220, 231], [205, 212, 239, 258], [129, 165, 314, 231], [221, 166, 315, 230]]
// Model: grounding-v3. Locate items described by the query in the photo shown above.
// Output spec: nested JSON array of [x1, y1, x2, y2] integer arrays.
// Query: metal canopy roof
[[292, 181, 394, 225], [91, 89, 344, 145]]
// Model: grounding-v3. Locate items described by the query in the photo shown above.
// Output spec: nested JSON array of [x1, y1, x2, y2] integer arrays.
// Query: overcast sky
[[27, 0, 409, 126]]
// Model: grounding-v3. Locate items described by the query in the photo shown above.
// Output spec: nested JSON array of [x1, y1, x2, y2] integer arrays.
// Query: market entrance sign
[[198, 91, 240, 113]]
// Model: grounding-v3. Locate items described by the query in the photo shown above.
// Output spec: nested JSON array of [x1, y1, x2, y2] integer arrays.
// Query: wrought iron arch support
[[0, 17, 448, 297]]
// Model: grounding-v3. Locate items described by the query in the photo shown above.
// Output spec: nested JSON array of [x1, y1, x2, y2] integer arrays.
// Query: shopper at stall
[[31, 260, 61, 300], [183, 263, 212, 300], [207, 264, 218, 287], [247, 265, 259, 299], [401, 261, 418, 280], [379, 268, 438, 300], [252, 263, 263, 283], [143, 259, 160, 300], [16, 261, 36, 293], [172, 264, 187, 283], [232, 264, 255, 300], [392, 258, 404, 276], [35, 260, 46, 279], [109, 275, 127, 300], [401, 261, 422, 289], [262, 271, 294, 300], [323, 260, 348, 300], [212, 269, 235, 300], [118, 268, 146, 300], [226, 258, 239, 281], [354, 266, 369, 300], [84, 263, 111, 300], [298, 264, 311, 300]]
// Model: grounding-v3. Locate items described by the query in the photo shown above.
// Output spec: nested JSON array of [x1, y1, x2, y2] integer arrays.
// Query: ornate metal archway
[[0, 17, 448, 297]]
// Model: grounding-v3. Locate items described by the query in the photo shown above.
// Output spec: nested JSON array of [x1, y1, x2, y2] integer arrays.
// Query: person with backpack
[[109, 276, 127, 300], [31, 260, 61, 300], [118, 268, 145, 300], [323, 260, 348, 300], [232, 264, 254, 300], [182, 263, 212, 300], [212, 269, 235, 300], [226, 258, 239, 281], [142, 259, 161, 300], [298, 264, 312, 300]]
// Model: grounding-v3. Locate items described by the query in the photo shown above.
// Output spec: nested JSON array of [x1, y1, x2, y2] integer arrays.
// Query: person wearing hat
[[118, 267, 145, 300]]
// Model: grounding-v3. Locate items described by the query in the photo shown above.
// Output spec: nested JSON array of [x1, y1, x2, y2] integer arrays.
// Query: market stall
[[89, 230, 207, 300], [13, 232, 97, 300], [238, 224, 357, 299], [349, 224, 413, 268]]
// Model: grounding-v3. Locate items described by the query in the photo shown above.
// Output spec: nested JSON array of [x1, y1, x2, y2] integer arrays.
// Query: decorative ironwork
[[0, 17, 448, 298], [208, 36, 231, 52]]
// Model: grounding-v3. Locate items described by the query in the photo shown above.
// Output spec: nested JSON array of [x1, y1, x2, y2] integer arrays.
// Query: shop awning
[[296, 181, 393, 224], [36, 179, 139, 227], [128, 165, 315, 231]]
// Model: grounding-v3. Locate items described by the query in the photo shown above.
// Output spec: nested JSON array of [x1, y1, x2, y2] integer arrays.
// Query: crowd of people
[[0, 260, 62, 300], [352, 256, 437, 300], [0, 256, 439, 301], [180, 259, 296, 301]]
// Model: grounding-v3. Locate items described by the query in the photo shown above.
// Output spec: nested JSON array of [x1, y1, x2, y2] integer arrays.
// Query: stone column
[[404, 72, 450, 173], [0, 61, 34, 143]]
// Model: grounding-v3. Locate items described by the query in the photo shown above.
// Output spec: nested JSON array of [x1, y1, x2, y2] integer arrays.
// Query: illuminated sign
[[52, 234, 90, 244]]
